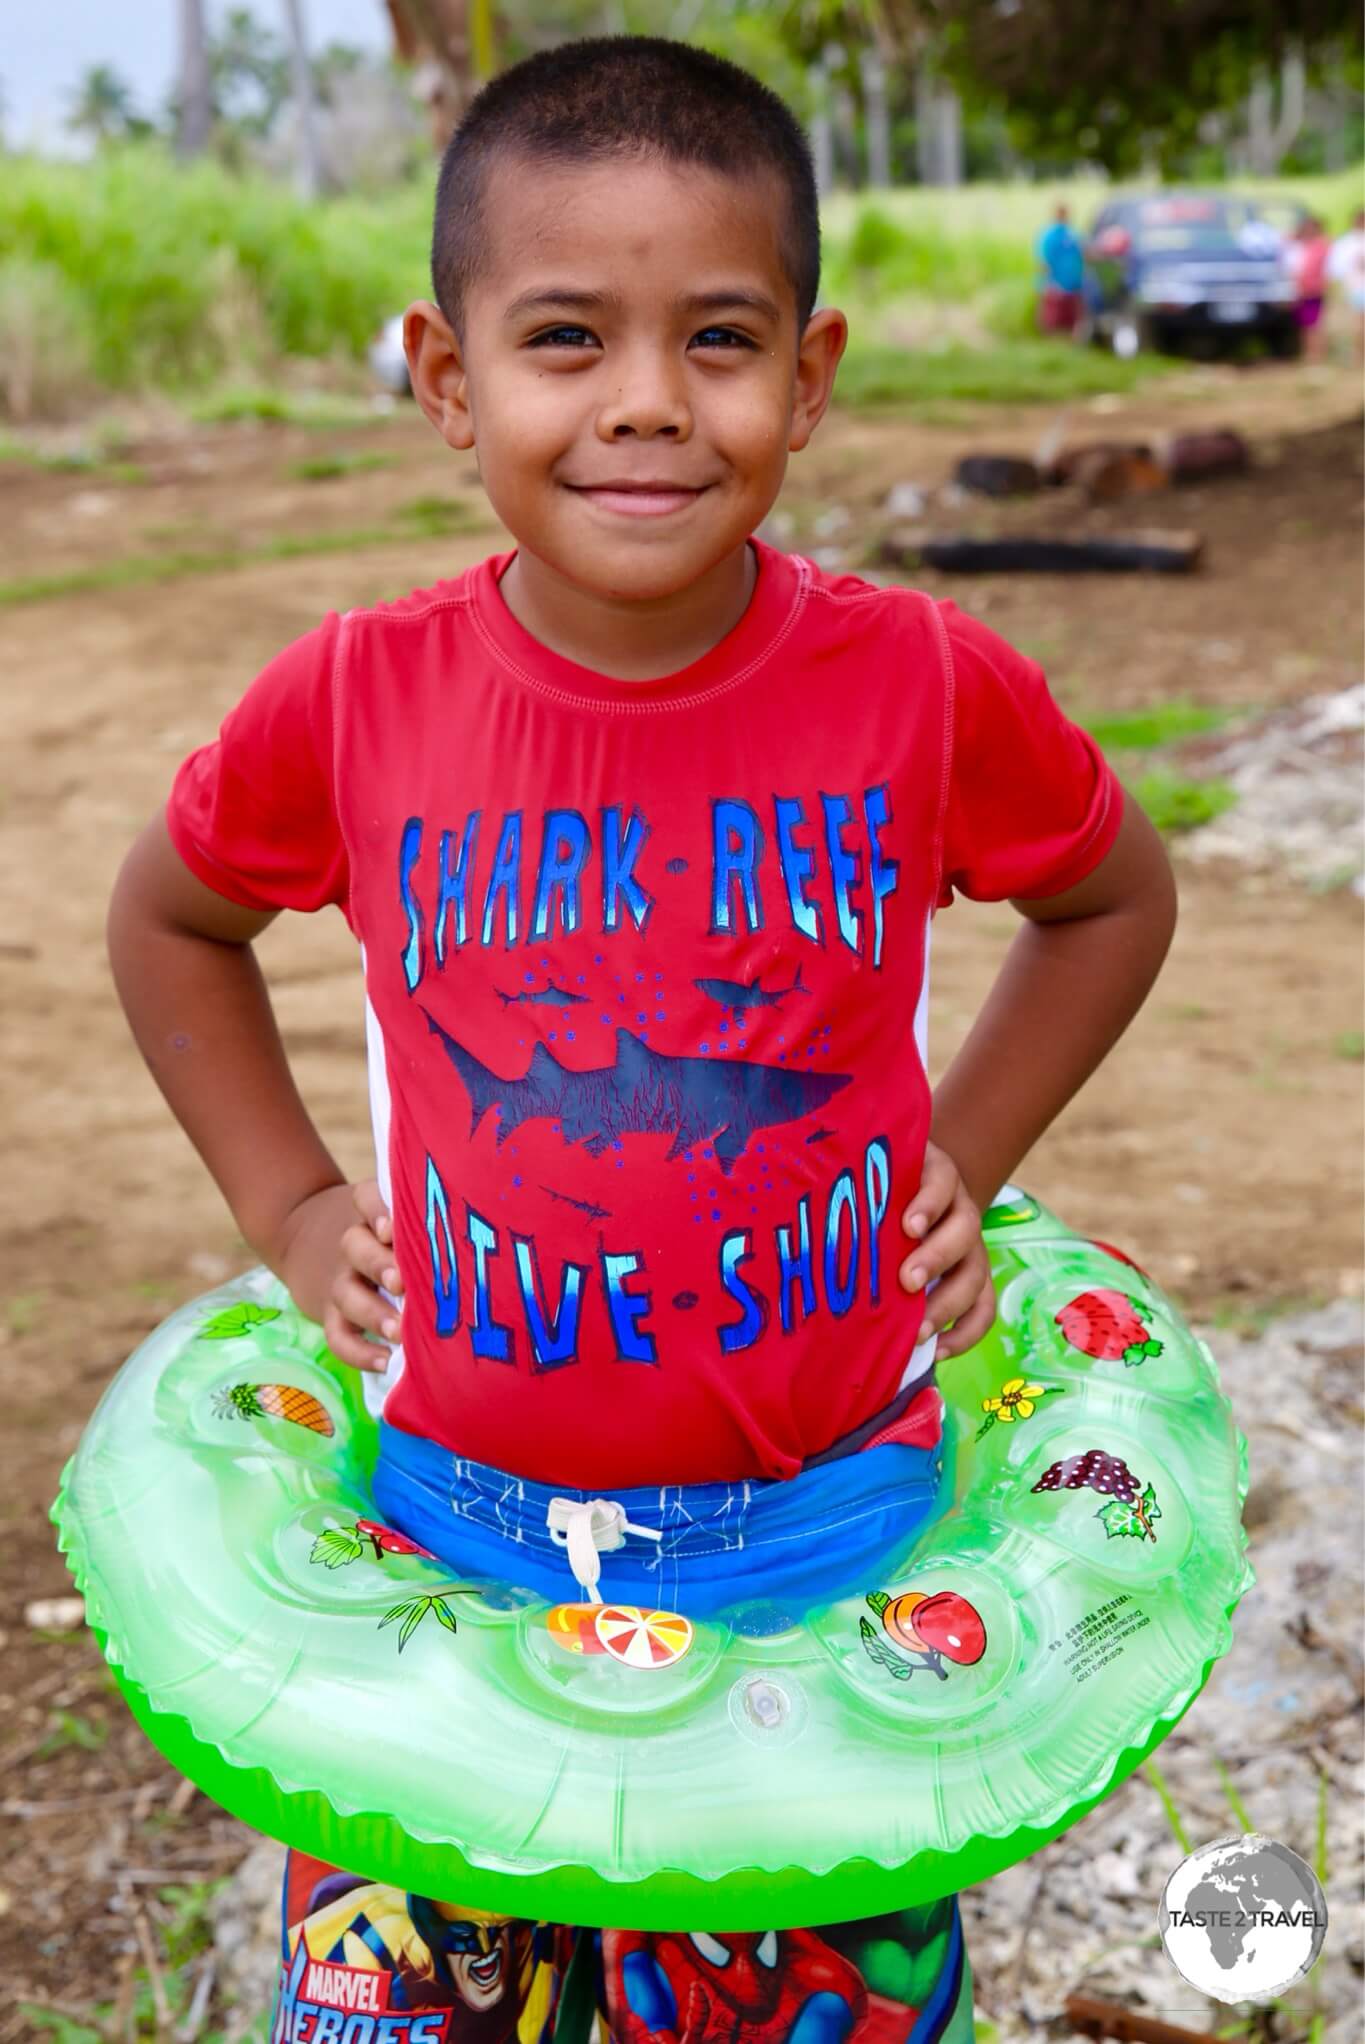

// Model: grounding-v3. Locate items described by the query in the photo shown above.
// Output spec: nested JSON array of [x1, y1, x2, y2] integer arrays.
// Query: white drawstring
[[545, 1496, 663, 1598]]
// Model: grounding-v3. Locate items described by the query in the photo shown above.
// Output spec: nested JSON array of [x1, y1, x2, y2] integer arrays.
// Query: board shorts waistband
[[372, 1390, 947, 1620]]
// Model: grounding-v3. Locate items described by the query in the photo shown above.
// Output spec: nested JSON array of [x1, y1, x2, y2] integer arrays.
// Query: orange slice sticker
[[594, 1604, 694, 1669]]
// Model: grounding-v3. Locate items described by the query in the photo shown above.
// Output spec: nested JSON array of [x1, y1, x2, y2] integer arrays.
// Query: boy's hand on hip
[[899, 1141, 995, 1360], [277, 1179, 404, 1374]]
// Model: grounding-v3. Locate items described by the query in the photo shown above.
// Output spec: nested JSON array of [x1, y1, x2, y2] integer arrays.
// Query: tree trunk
[[860, 45, 891, 189], [175, 0, 213, 159], [915, 65, 962, 188], [809, 50, 835, 201], [281, 0, 322, 199], [1245, 48, 1306, 174]]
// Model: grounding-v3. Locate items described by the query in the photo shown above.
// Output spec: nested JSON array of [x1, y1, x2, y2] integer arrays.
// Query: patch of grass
[[19, 1880, 229, 2041], [1142, 1758, 1193, 1855], [0, 498, 486, 606], [1331, 1030, 1364, 1061], [37, 1709, 108, 1758], [287, 450, 395, 482], [0, 435, 149, 483], [6, 1290, 43, 1333], [394, 492, 473, 537], [1209, 1291, 1328, 1336], [835, 336, 1174, 410], [1081, 700, 1236, 751], [190, 385, 388, 429], [1134, 769, 1237, 834]]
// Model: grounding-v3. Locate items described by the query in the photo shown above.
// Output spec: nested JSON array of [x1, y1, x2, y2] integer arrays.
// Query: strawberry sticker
[[310, 1520, 438, 1569], [1056, 1289, 1163, 1367]]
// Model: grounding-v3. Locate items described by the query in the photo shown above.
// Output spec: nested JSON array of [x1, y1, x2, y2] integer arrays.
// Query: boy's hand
[[899, 1142, 995, 1360], [278, 1180, 404, 1373]]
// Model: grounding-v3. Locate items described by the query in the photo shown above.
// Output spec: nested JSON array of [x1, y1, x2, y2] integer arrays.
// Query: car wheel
[[1268, 323, 1303, 361]]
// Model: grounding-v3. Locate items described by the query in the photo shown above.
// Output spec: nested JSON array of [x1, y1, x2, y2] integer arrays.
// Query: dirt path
[[1, 370, 1361, 2023]]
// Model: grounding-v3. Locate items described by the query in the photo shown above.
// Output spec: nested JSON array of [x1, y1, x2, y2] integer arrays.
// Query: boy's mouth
[[568, 479, 710, 518]]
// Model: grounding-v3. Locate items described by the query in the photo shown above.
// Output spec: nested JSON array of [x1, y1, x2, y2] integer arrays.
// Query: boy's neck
[[496, 540, 758, 683]]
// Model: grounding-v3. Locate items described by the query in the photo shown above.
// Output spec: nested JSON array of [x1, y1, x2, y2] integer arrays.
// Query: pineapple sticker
[[213, 1380, 334, 1437]]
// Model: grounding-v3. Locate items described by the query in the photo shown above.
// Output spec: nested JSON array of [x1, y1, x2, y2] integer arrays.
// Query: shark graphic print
[[166, 539, 1121, 1484]]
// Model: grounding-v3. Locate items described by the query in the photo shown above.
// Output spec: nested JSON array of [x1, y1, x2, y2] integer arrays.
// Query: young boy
[[107, 36, 1177, 2040]]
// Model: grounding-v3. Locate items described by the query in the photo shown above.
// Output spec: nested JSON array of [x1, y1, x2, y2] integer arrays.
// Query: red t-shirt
[[168, 539, 1121, 1486]]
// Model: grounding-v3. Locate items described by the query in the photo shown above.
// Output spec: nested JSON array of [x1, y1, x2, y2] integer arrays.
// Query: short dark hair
[[431, 36, 820, 341]]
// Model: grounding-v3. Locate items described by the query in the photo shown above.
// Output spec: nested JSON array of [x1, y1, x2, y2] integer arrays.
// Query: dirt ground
[[1, 359, 1361, 2031]]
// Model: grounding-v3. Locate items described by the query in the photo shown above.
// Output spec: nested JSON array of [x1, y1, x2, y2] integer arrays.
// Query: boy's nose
[[596, 355, 691, 439]]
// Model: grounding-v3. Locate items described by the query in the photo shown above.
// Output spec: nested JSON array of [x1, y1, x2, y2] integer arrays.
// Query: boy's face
[[406, 153, 846, 602]]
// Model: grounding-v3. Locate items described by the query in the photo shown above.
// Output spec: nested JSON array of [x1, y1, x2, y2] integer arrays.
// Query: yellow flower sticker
[[976, 1378, 1061, 1439]]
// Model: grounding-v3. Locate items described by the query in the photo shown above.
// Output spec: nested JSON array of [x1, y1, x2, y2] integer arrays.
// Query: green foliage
[[932, 0, 1364, 176], [1081, 701, 1235, 750], [4, 146, 1360, 419], [1134, 769, 1238, 834], [835, 336, 1173, 408], [36, 1710, 108, 1758], [1332, 1030, 1365, 1061], [288, 450, 395, 480], [0, 498, 485, 609], [190, 386, 385, 427], [0, 146, 431, 401], [0, 259, 93, 419]]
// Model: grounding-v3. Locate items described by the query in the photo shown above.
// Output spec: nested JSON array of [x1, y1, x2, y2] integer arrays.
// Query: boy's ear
[[789, 306, 849, 454], [404, 300, 475, 451]]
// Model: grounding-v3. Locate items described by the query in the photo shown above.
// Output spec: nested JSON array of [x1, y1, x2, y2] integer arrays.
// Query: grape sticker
[[1031, 1449, 1161, 1543], [859, 1588, 987, 1683], [1056, 1289, 1163, 1367]]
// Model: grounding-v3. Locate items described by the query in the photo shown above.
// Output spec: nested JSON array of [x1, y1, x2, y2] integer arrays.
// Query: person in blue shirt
[[1037, 203, 1084, 332]]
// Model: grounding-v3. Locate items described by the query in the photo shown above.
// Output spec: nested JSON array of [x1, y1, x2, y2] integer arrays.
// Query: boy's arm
[[107, 812, 357, 1324], [930, 789, 1177, 1212]]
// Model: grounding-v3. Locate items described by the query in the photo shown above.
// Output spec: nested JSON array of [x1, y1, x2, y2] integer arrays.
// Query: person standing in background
[[1327, 207, 1365, 364], [1036, 202, 1085, 334], [1286, 214, 1332, 362]]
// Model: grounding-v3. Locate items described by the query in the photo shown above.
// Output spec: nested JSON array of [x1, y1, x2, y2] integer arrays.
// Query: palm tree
[[280, 0, 322, 196], [68, 64, 140, 146], [175, 0, 214, 156]]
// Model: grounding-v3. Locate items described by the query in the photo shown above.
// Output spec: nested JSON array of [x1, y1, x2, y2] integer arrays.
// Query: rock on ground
[[1181, 686, 1365, 894], [215, 1307, 1364, 2041]]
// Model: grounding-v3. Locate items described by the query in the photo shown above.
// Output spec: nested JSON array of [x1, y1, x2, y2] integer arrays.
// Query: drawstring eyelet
[[545, 1496, 663, 1598]]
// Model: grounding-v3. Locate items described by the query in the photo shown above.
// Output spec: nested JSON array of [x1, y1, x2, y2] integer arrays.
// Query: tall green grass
[[0, 146, 431, 395], [2, 146, 1360, 411]]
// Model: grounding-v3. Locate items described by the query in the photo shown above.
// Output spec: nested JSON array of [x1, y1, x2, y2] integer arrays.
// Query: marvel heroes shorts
[[270, 1850, 975, 2044]]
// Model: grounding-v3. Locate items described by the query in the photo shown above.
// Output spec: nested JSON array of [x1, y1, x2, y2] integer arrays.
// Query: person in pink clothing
[[1286, 213, 1332, 360], [107, 37, 1178, 2039]]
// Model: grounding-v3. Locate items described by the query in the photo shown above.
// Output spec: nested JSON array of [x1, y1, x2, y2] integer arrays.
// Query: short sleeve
[[936, 601, 1123, 908], [166, 613, 350, 917]]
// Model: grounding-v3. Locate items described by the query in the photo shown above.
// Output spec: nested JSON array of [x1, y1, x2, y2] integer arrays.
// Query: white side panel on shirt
[[901, 913, 938, 1391], [361, 945, 403, 1420]]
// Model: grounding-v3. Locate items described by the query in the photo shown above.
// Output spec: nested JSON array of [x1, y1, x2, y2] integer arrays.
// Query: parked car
[[1077, 193, 1301, 358]]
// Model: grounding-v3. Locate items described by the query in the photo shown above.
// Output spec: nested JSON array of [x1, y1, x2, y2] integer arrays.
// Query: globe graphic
[[1159, 1834, 1328, 2004]]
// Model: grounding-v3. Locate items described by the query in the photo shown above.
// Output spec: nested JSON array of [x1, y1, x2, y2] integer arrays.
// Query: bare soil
[[1, 361, 1361, 2029]]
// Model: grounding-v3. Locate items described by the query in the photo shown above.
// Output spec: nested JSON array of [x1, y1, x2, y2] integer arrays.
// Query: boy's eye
[[525, 326, 756, 352], [528, 326, 597, 349], [692, 327, 755, 350]]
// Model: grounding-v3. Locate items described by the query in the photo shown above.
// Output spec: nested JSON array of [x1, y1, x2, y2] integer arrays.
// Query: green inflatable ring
[[53, 1190, 1250, 1929]]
